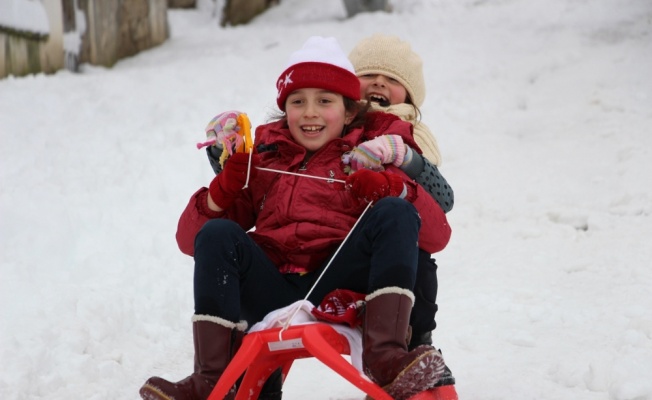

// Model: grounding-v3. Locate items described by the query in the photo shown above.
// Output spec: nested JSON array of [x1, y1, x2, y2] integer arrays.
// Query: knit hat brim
[[349, 34, 426, 107], [354, 66, 417, 105], [276, 37, 360, 110], [276, 62, 360, 110]]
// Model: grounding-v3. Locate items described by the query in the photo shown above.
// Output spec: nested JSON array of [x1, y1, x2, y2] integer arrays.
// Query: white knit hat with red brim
[[276, 36, 360, 110]]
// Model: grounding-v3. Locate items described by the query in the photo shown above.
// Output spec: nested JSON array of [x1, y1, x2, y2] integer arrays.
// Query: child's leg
[[411, 251, 457, 387], [409, 250, 439, 349], [193, 218, 303, 326], [308, 197, 421, 302]]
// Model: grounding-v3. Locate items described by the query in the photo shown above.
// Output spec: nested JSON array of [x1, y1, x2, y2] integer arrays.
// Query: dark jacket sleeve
[[402, 154, 454, 213], [206, 146, 224, 175]]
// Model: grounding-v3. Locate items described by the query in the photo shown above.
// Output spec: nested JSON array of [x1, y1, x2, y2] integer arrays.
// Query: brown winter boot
[[139, 315, 247, 400], [363, 288, 445, 400]]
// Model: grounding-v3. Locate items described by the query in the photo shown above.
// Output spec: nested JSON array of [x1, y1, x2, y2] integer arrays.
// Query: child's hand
[[208, 153, 259, 210], [204, 110, 244, 152], [345, 169, 405, 203], [345, 134, 407, 172]]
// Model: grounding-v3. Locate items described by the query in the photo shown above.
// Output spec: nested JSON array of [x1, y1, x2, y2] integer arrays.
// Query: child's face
[[358, 74, 408, 106], [285, 88, 354, 153]]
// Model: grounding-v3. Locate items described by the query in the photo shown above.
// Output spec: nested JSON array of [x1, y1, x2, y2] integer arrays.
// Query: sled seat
[[207, 323, 392, 400]]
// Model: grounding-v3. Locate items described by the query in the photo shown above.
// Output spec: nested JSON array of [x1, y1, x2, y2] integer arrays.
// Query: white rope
[[241, 150, 254, 189], [256, 166, 346, 184], [234, 158, 364, 340], [279, 201, 373, 340]]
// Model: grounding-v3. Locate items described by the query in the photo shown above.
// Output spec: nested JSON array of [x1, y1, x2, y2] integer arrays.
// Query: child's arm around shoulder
[[352, 111, 455, 213], [400, 151, 454, 213]]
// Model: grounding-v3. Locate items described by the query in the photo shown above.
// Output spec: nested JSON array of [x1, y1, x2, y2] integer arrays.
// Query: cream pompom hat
[[349, 34, 426, 107]]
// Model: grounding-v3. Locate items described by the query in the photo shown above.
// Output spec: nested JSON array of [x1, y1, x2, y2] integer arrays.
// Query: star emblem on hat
[[282, 71, 294, 88]]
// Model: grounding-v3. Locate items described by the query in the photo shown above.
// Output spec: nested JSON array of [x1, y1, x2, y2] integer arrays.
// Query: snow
[[62, 2, 86, 56], [0, 0, 50, 35], [1, 0, 651, 399]]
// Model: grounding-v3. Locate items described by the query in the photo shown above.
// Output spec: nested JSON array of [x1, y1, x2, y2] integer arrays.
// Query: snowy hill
[[1, 0, 651, 399]]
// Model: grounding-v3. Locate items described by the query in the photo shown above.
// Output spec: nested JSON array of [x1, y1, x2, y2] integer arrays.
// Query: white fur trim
[[192, 314, 248, 331], [365, 287, 415, 305]]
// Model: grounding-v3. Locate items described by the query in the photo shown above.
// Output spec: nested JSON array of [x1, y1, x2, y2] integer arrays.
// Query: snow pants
[[412, 250, 439, 335], [192, 197, 420, 328]]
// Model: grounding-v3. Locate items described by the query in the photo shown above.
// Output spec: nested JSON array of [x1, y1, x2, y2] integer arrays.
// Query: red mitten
[[311, 289, 366, 328], [208, 152, 258, 210], [345, 169, 405, 203]]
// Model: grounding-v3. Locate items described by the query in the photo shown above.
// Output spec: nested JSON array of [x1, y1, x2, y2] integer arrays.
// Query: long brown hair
[[342, 98, 370, 135], [405, 93, 422, 124]]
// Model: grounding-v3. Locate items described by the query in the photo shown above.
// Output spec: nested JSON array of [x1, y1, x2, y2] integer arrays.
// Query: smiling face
[[285, 88, 355, 154], [358, 73, 409, 106]]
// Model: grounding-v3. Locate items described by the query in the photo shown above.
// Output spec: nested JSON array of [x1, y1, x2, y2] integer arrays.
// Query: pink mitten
[[197, 110, 243, 154], [345, 134, 407, 172]]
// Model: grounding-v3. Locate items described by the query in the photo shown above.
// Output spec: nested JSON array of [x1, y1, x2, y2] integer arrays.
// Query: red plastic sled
[[408, 384, 459, 400], [207, 322, 458, 400]]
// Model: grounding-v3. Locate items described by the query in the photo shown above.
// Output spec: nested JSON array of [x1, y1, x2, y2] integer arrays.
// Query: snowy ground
[[1, 0, 651, 399]]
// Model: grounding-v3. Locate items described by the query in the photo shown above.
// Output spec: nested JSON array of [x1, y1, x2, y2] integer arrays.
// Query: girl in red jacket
[[140, 36, 451, 400]]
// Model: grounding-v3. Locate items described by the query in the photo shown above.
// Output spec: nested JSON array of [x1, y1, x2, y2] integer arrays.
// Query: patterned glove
[[311, 289, 366, 328], [345, 169, 405, 203], [345, 134, 407, 172], [202, 110, 243, 153], [208, 152, 258, 210]]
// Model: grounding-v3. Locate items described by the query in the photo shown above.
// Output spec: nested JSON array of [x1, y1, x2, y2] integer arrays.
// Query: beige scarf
[[367, 102, 442, 166]]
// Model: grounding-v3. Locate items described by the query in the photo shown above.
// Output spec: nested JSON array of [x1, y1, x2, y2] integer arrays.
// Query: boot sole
[[382, 350, 446, 400], [139, 383, 174, 400]]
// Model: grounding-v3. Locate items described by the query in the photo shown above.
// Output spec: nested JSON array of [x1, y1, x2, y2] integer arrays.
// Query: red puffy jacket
[[176, 112, 451, 273]]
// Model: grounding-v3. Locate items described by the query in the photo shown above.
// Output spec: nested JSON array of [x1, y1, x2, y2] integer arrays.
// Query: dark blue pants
[[193, 197, 421, 327], [412, 250, 439, 335]]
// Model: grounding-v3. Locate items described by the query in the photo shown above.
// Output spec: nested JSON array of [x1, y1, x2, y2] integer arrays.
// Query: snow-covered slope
[[1, 0, 651, 398]]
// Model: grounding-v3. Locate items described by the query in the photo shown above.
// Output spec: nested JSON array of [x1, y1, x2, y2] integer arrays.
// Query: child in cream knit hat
[[349, 33, 457, 388], [349, 34, 440, 165], [348, 34, 453, 212]]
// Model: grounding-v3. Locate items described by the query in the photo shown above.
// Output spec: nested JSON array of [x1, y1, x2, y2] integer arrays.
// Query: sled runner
[[408, 384, 458, 400], [206, 323, 458, 400]]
